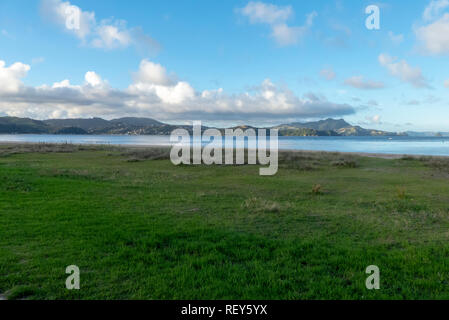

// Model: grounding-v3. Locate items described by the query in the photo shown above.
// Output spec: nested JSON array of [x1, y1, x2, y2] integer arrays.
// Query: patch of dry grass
[[242, 197, 283, 213], [396, 187, 407, 200], [122, 147, 171, 162], [279, 150, 359, 170], [311, 184, 323, 195], [0, 143, 120, 157], [419, 156, 449, 172]]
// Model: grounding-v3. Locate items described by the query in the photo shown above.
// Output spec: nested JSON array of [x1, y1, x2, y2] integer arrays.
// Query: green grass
[[1, 144, 449, 299]]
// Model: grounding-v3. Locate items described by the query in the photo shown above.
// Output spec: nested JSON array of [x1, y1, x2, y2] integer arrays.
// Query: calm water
[[1, 134, 449, 156]]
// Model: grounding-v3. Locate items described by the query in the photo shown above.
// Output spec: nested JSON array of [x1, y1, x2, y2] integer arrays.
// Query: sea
[[0, 134, 449, 156]]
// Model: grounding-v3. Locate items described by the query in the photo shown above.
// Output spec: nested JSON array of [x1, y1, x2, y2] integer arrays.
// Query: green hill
[[0, 117, 51, 134], [0, 116, 406, 136]]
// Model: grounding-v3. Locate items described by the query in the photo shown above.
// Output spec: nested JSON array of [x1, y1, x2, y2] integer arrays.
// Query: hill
[[287, 118, 351, 131], [281, 118, 404, 136], [272, 125, 338, 136], [43, 118, 111, 132], [0, 116, 406, 136], [110, 117, 163, 127], [0, 117, 51, 134]]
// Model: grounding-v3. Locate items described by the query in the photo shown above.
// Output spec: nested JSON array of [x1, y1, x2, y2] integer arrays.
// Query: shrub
[[331, 159, 358, 168], [311, 184, 322, 195]]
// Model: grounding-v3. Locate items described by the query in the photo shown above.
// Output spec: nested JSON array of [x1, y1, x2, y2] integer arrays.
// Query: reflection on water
[[0, 134, 449, 156]]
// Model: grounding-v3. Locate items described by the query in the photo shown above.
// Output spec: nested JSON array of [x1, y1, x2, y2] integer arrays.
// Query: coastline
[[0, 140, 448, 159]]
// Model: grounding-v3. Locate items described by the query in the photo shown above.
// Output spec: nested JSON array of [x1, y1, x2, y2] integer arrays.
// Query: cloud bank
[[0, 59, 355, 123]]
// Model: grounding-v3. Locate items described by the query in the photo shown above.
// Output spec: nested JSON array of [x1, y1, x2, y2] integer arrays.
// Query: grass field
[[1, 143, 449, 299]]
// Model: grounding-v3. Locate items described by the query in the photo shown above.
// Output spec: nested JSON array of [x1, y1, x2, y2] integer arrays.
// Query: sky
[[0, 0, 449, 131]]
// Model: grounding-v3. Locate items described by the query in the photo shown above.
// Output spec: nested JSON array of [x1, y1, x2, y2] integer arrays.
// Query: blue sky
[[0, 0, 449, 131]]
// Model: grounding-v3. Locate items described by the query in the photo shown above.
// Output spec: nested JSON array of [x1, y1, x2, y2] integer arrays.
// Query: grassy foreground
[[1, 144, 449, 300]]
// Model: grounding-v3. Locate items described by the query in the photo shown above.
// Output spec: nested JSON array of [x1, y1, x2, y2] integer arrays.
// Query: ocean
[[1, 134, 449, 156]]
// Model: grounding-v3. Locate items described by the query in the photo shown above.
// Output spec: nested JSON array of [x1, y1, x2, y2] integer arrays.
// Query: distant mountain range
[[0, 116, 411, 136]]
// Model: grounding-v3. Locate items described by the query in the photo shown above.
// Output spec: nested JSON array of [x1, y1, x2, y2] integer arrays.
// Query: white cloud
[[0, 60, 31, 93], [41, 0, 95, 40], [388, 31, 404, 45], [85, 71, 105, 87], [40, 0, 158, 52], [270, 24, 304, 46], [320, 68, 336, 80], [415, 13, 449, 55], [423, 0, 449, 21], [378, 54, 429, 88], [0, 59, 355, 123], [344, 76, 385, 90], [240, 1, 292, 24], [52, 79, 73, 89], [129, 63, 195, 105], [238, 2, 316, 46], [415, 1, 449, 55], [270, 12, 316, 46], [132, 60, 173, 86], [91, 23, 132, 49]]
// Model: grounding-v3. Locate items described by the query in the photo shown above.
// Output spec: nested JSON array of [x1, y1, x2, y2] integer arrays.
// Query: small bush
[[331, 159, 358, 168], [311, 184, 322, 195]]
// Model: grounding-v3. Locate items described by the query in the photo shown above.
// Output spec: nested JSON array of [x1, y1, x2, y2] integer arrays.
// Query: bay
[[1, 134, 449, 156]]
